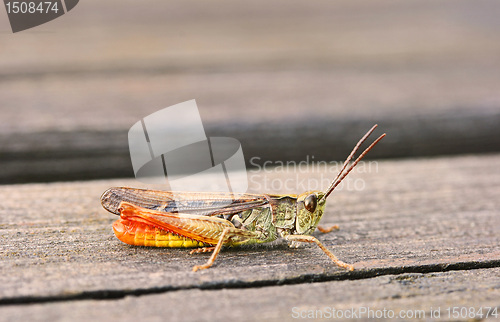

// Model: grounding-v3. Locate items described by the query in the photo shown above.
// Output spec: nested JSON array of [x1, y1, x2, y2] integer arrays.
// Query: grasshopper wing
[[101, 187, 269, 217]]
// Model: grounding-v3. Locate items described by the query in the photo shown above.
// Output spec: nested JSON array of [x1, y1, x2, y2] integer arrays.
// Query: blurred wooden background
[[1, 0, 500, 183]]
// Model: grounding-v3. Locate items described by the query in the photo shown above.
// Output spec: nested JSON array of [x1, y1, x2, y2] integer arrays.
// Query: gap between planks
[[1, 259, 499, 307]]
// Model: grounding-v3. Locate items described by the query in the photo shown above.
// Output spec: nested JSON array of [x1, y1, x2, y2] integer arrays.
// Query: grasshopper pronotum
[[101, 125, 385, 271]]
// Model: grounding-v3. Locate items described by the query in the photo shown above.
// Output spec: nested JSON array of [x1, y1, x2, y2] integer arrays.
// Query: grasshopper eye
[[304, 194, 317, 213]]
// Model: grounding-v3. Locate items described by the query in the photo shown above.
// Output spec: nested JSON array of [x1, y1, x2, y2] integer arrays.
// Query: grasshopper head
[[294, 125, 386, 235], [296, 191, 327, 235]]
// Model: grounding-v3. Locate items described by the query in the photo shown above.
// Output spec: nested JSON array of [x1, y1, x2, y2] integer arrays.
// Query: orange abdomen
[[113, 218, 207, 248]]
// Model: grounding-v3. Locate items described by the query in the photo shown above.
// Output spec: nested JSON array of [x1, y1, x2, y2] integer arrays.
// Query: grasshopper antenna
[[321, 124, 386, 201]]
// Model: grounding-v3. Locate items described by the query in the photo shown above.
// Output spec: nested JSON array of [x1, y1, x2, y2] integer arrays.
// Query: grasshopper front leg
[[285, 234, 354, 271]]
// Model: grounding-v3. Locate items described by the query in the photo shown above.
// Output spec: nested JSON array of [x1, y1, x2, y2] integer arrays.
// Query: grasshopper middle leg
[[192, 227, 258, 272]]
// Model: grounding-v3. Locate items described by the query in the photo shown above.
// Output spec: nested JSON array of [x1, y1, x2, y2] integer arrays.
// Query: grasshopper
[[101, 125, 385, 271]]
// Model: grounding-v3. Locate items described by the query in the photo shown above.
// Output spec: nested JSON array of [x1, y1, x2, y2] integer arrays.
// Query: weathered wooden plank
[[2, 0, 500, 182], [1, 268, 499, 322], [0, 154, 498, 304]]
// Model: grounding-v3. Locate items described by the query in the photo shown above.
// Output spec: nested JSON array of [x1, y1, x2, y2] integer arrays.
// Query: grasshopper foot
[[317, 225, 339, 233], [192, 263, 212, 272]]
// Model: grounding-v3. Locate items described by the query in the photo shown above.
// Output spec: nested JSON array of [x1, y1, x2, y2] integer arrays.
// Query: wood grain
[[0, 154, 498, 320], [1, 0, 500, 182]]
